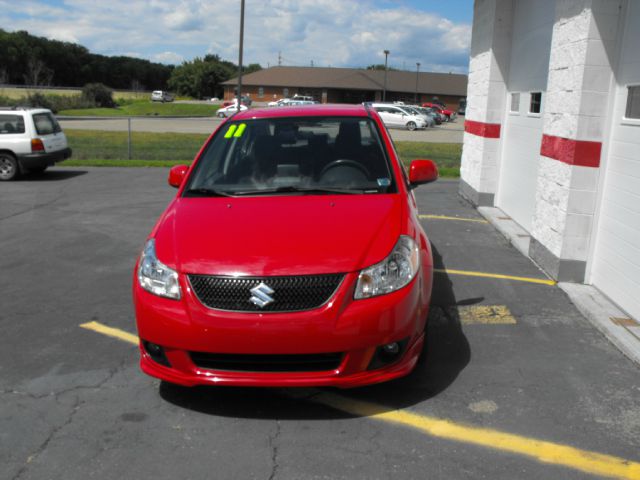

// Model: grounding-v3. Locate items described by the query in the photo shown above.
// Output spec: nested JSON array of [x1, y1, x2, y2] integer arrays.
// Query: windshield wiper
[[232, 186, 369, 196], [184, 187, 234, 197]]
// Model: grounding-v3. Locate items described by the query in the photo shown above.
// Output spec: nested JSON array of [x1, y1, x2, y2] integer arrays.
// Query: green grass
[[61, 131, 462, 177], [63, 129, 208, 161], [395, 142, 462, 177], [59, 100, 219, 117]]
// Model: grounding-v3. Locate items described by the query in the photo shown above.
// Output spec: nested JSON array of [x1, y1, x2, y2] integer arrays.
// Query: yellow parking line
[[310, 392, 640, 480], [434, 268, 557, 286], [80, 321, 139, 345], [459, 305, 517, 324], [419, 214, 488, 223], [83, 322, 640, 479]]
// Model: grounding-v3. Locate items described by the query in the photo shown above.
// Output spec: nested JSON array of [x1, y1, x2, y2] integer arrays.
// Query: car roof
[[232, 104, 369, 120]]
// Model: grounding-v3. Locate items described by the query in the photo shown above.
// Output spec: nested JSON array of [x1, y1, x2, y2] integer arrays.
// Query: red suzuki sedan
[[134, 104, 437, 388]]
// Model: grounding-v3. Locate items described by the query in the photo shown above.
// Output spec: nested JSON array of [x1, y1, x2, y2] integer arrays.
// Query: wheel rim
[[0, 157, 15, 179], [408, 122, 416, 131]]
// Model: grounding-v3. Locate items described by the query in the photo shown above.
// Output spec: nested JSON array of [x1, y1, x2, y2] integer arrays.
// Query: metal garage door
[[591, 2, 640, 321], [495, 0, 555, 231]]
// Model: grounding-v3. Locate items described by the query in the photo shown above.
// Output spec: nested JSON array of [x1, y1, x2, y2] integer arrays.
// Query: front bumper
[[18, 147, 72, 170], [134, 270, 431, 388]]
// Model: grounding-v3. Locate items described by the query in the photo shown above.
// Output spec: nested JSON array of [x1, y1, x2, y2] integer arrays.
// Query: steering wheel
[[319, 159, 371, 180]]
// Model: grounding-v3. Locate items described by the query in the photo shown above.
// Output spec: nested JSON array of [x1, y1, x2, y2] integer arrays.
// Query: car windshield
[[184, 116, 396, 196]]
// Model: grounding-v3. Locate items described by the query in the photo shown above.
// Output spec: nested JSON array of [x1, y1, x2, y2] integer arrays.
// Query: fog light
[[367, 338, 409, 370], [143, 341, 170, 367], [382, 342, 400, 355]]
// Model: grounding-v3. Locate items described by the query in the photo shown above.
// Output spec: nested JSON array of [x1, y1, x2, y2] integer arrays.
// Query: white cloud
[[153, 51, 184, 65], [0, 0, 471, 72]]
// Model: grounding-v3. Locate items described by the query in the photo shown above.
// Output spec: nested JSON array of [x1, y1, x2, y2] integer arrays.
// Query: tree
[[168, 56, 236, 99], [82, 83, 115, 108], [366, 64, 398, 71]]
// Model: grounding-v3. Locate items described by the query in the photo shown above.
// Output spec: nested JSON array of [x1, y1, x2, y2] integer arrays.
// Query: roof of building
[[222, 66, 468, 96]]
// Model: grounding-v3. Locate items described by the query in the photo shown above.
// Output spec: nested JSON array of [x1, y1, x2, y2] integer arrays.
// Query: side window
[[625, 85, 640, 119], [529, 92, 542, 114], [0, 115, 25, 134]]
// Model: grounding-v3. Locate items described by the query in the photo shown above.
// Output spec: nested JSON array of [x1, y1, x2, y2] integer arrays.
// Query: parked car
[[402, 105, 436, 128], [418, 106, 443, 125], [291, 95, 314, 102], [370, 103, 428, 130], [268, 98, 294, 107], [216, 104, 249, 117], [0, 107, 72, 181], [422, 102, 456, 121], [151, 91, 174, 102], [133, 103, 438, 388]]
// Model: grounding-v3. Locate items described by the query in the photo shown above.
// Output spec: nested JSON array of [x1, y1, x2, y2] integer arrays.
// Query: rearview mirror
[[168, 164, 189, 188], [409, 159, 438, 188]]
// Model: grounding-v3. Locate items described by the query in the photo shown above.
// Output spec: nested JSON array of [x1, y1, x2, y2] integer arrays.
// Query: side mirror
[[168, 164, 189, 188], [409, 159, 438, 188]]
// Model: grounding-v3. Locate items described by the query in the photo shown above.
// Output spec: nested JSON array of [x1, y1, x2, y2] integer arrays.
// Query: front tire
[[217, 112, 226, 118], [0, 153, 19, 181], [407, 121, 417, 131]]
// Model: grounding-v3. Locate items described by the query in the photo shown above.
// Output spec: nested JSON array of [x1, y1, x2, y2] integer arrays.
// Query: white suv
[[0, 108, 72, 181], [370, 103, 427, 131]]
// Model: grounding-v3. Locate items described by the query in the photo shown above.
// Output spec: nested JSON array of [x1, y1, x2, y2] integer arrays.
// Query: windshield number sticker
[[234, 123, 247, 137], [224, 125, 237, 138]]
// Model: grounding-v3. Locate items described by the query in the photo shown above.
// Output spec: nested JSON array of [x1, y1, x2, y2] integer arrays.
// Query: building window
[[283, 88, 289, 98], [258, 87, 264, 98], [529, 92, 542, 114], [625, 85, 640, 119], [510, 93, 520, 113]]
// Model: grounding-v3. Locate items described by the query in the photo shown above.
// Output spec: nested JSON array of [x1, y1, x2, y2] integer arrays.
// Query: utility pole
[[415, 62, 421, 104], [236, 0, 245, 105], [383, 50, 390, 102], [311, 60, 314, 67], [278, 51, 282, 66]]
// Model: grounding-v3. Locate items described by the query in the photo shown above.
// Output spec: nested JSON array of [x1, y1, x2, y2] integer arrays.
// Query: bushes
[[0, 83, 115, 112], [81, 83, 115, 108]]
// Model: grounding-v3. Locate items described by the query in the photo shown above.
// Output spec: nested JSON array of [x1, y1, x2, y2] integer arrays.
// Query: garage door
[[495, 0, 555, 231], [591, 2, 640, 321]]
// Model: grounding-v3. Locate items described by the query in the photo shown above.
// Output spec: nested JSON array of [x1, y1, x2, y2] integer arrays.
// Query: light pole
[[383, 49, 390, 102], [236, 0, 245, 106], [415, 62, 421, 103]]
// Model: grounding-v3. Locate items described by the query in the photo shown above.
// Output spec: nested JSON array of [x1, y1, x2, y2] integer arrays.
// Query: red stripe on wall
[[464, 120, 501, 138], [540, 135, 601, 168]]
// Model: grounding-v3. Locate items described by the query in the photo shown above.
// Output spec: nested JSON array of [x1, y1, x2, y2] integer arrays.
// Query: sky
[[0, 0, 474, 73]]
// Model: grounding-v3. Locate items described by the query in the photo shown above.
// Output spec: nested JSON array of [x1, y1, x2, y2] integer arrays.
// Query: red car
[[422, 102, 457, 121], [133, 104, 438, 388]]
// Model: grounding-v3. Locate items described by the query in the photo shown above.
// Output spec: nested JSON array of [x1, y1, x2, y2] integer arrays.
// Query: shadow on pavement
[[17, 170, 88, 182], [160, 242, 471, 419]]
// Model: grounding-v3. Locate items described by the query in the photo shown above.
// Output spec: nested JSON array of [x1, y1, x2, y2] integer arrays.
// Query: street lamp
[[383, 49, 390, 102], [415, 62, 421, 103], [236, 0, 245, 106]]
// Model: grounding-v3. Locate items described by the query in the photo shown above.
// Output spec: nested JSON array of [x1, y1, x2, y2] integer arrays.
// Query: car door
[[386, 107, 407, 128]]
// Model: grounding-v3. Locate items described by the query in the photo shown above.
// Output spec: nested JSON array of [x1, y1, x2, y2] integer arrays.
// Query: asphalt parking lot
[[2, 168, 640, 479]]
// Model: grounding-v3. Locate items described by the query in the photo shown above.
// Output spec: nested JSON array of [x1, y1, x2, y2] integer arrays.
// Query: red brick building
[[222, 66, 468, 110]]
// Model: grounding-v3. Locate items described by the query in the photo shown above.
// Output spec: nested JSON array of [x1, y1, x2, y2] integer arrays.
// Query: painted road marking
[[434, 268, 557, 286], [459, 305, 517, 325], [307, 392, 640, 480], [80, 321, 138, 345], [83, 322, 640, 479], [419, 214, 488, 224]]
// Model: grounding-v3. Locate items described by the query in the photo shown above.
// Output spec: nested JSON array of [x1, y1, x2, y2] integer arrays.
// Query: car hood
[[153, 194, 403, 276]]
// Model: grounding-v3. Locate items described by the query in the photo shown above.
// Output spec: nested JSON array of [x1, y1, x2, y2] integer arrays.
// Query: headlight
[[137, 239, 181, 300], [354, 236, 420, 299]]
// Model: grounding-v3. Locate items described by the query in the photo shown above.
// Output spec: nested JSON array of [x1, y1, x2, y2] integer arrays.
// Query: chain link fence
[[57, 117, 221, 162]]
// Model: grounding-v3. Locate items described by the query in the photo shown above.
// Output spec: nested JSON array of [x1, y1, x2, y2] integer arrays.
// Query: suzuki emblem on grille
[[249, 282, 275, 308]]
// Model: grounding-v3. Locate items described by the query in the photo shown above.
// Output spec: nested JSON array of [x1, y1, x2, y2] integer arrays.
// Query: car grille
[[188, 274, 344, 312], [190, 352, 343, 372]]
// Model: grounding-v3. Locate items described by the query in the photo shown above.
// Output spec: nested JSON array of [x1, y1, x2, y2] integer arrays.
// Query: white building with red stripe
[[460, 0, 640, 321]]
